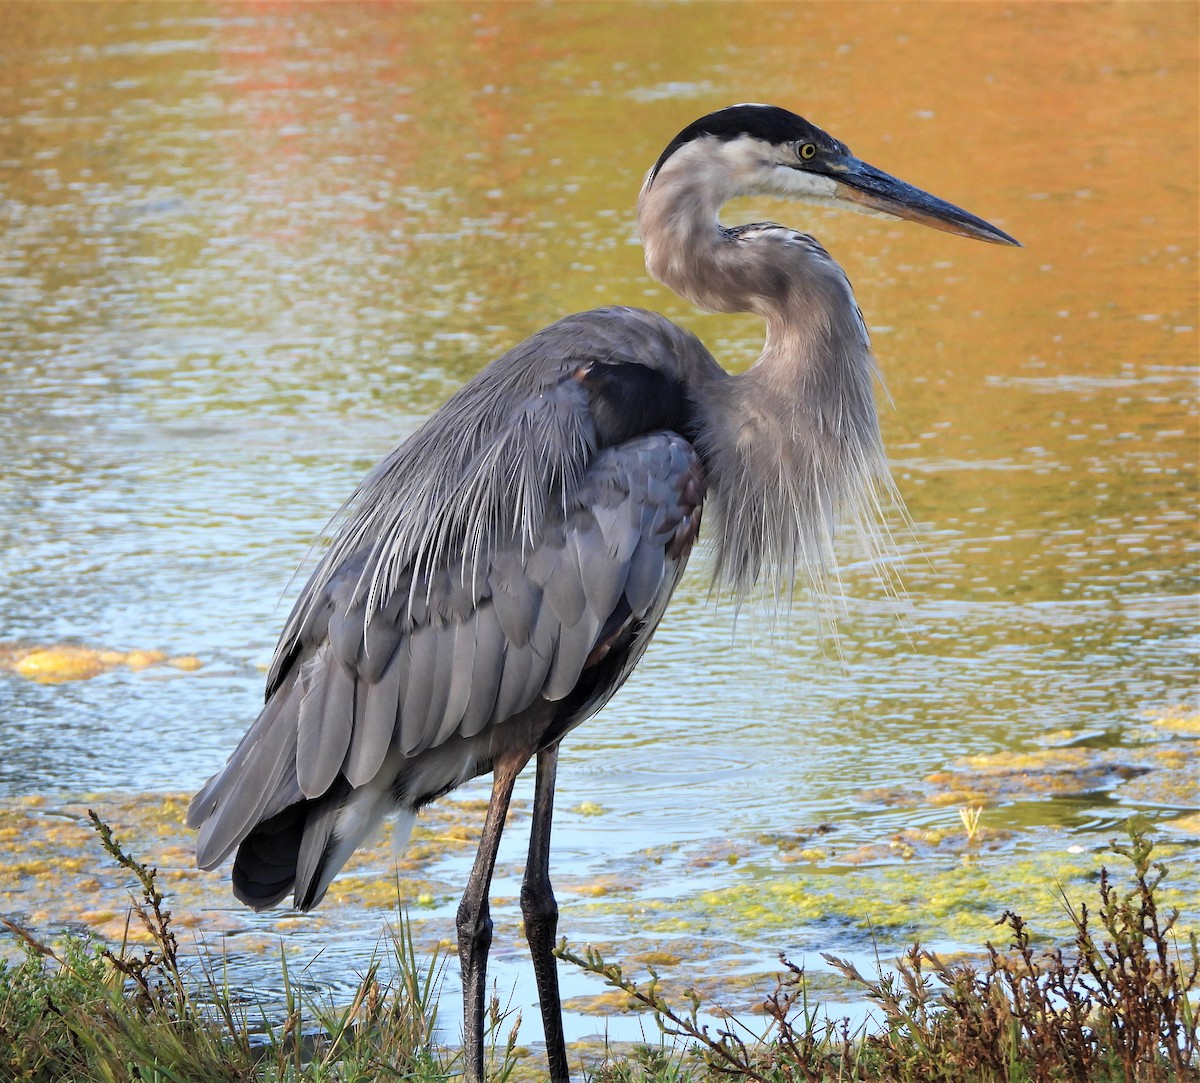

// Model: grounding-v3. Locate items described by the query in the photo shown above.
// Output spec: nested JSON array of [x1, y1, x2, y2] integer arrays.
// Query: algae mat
[[2, 707, 1195, 1032]]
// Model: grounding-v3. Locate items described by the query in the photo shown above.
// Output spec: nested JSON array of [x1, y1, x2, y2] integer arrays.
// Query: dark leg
[[521, 743, 569, 1083], [458, 753, 527, 1083]]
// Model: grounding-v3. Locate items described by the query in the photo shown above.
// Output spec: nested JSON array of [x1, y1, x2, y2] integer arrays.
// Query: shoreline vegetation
[[1, 814, 1195, 1082]]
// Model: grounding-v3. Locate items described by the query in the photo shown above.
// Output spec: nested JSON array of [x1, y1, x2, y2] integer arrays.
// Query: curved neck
[[638, 166, 872, 379], [638, 158, 890, 603], [637, 166, 734, 314]]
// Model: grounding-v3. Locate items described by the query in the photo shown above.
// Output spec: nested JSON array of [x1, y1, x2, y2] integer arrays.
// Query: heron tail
[[231, 776, 414, 911]]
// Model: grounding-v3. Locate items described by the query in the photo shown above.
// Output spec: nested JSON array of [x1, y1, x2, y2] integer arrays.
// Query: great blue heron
[[190, 103, 1017, 1082]]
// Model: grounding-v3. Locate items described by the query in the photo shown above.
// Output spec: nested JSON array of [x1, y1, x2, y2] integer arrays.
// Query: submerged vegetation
[[0, 642, 203, 684], [0, 812, 501, 1083], [569, 821, 1199, 1083], [0, 815, 1195, 1082]]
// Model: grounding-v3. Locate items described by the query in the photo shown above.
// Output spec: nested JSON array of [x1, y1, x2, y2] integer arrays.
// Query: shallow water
[[1, 0, 1196, 1052]]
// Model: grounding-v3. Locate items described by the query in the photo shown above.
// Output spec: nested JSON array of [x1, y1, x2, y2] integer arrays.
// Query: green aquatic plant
[[958, 804, 984, 845], [2, 813, 1195, 1081], [561, 820, 1199, 1083], [0, 811, 459, 1082], [1, 812, 255, 1082]]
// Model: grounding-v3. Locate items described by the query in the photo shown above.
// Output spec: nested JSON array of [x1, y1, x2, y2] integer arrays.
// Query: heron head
[[648, 103, 1020, 247]]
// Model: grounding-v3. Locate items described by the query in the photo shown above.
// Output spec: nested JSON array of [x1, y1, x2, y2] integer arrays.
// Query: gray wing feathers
[[295, 791, 343, 904], [624, 534, 668, 613], [459, 604, 506, 738], [490, 570, 542, 648], [191, 408, 706, 882], [423, 624, 457, 746], [491, 630, 538, 725], [361, 608, 399, 683], [433, 623, 480, 748], [545, 607, 603, 700], [399, 627, 439, 755], [327, 604, 358, 670], [296, 648, 354, 797], [542, 546, 587, 626], [345, 652, 404, 787], [574, 523, 627, 619], [191, 671, 303, 868]]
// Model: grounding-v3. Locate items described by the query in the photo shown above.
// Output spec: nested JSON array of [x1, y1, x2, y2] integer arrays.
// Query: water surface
[[1, 0, 1195, 1049]]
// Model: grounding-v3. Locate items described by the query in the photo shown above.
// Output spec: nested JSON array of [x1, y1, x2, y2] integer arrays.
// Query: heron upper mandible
[[190, 103, 1018, 1082]]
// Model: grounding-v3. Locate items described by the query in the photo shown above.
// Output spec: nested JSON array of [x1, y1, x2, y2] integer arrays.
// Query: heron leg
[[521, 743, 569, 1083], [457, 752, 528, 1083]]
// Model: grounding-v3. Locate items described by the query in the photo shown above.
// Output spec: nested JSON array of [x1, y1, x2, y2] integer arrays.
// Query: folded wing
[[188, 427, 704, 910]]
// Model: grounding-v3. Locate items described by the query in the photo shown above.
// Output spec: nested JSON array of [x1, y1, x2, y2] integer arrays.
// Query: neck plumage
[[637, 168, 898, 607]]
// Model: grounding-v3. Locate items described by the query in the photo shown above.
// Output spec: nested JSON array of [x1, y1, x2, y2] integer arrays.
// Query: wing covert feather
[[624, 536, 667, 613], [423, 623, 457, 746], [543, 549, 587, 626], [191, 670, 303, 867], [545, 608, 603, 700], [399, 626, 439, 755], [459, 604, 506, 738], [433, 622, 480, 747], [491, 636, 537, 725], [573, 523, 627, 619], [491, 570, 541, 647], [361, 610, 400, 683], [345, 655, 404, 787], [296, 650, 354, 797]]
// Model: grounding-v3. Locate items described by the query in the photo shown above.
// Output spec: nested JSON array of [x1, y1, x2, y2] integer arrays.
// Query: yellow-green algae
[[575, 841, 1197, 952], [561, 967, 783, 1019], [1168, 812, 1200, 835], [0, 791, 513, 962], [858, 704, 1197, 811], [1, 701, 1195, 1025], [0, 642, 203, 683], [1147, 706, 1200, 735], [559, 934, 823, 1019], [217, 707, 1200, 1006], [563, 962, 861, 1021]]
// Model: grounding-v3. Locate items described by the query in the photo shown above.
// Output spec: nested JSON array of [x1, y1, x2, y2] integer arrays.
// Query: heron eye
[[798, 142, 817, 161]]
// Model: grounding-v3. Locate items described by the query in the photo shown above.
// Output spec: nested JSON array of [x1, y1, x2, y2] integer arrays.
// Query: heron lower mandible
[[190, 104, 1018, 1082]]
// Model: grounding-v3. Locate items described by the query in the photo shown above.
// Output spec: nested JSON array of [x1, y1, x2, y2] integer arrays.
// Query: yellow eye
[[799, 143, 817, 161]]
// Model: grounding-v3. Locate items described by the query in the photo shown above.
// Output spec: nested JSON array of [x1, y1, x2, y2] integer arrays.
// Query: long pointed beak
[[823, 155, 1020, 247]]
